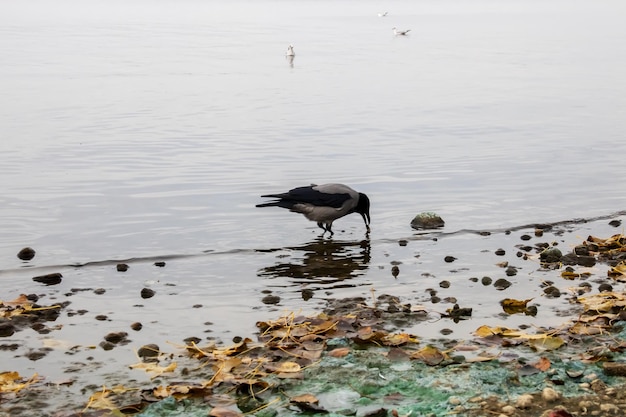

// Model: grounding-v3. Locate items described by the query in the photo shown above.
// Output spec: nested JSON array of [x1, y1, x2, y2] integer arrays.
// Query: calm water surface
[[1, 0, 626, 397]]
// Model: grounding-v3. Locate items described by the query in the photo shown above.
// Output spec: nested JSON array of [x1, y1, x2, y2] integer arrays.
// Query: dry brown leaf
[[209, 406, 243, 417], [533, 357, 551, 371], [328, 347, 350, 357], [275, 361, 301, 373]]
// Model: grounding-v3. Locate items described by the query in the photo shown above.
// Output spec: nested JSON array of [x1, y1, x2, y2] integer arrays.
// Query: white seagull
[[286, 44, 295, 57], [392, 27, 411, 36], [256, 183, 371, 236], [378, 11, 388, 17]]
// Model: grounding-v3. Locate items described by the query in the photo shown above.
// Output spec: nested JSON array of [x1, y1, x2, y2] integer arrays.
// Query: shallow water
[[1, 0, 626, 410]]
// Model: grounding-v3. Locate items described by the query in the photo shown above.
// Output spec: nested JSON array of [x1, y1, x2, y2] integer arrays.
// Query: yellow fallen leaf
[[84, 387, 117, 411], [276, 361, 301, 373], [474, 325, 514, 337], [411, 345, 447, 366], [129, 361, 177, 379], [0, 371, 39, 393], [526, 336, 565, 351]]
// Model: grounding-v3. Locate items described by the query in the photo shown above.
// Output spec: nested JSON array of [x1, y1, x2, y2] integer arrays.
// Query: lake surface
[[1, 0, 626, 407]]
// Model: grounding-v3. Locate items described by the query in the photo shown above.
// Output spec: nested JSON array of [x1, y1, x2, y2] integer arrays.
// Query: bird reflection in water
[[257, 238, 371, 295]]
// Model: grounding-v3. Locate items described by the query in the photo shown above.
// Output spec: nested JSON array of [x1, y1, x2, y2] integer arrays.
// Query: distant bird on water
[[256, 183, 371, 236], [286, 44, 295, 57], [392, 27, 411, 36]]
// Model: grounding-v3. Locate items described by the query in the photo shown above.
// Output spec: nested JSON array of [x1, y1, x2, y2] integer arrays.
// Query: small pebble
[[493, 278, 512, 290], [398, 239, 408, 247], [501, 405, 516, 415], [17, 247, 36, 261], [495, 248, 506, 256], [534, 228, 544, 237], [137, 343, 160, 359], [32, 272, 63, 286], [439, 280, 450, 288], [444, 256, 456, 263], [391, 266, 400, 277], [130, 322, 143, 331], [600, 403, 620, 413], [520, 234, 532, 241], [104, 332, 128, 344], [140, 288, 155, 299], [117, 263, 129, 272], [448, 397, 462, 406], [516, 394, 533, 408], [0, 323, 16, 337], [481, 276, 492, 286], [542, 387, 560, 401], [154, 261, 166, 267], [262, 294, 280, 305]]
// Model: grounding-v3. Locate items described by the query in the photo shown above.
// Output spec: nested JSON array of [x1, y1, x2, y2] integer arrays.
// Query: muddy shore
[[2, 212, 626, 416]]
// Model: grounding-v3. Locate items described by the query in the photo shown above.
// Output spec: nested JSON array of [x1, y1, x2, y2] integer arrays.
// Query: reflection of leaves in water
[[257, 238, 370, 287]]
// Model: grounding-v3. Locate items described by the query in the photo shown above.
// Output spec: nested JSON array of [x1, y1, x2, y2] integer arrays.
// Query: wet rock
[[137, 344, 160, 359], [262, 294, 280, 305], [540, 247, 563, 263], [95, 315, 108, 321], [543, 286, 561, 298], [410, 212, 445, 230], [493, 278, 512, 290], [140, 288, 155, 299], [439, 280, 450, 289], [99, 341, 115, 351], [534, 228, 544, 237], [154, 261, 166, 267], [602, 362, 626, 377], [391, 265, 400, 277], [609, 219, 622, 227], [130, 322, 143, 331], [481, 276, 492, 286], [184, 336, 201, 345], [505, 266, 517, 276], [0, 322, 16, 337], [17, 247, 36, 261], [398, 239, 408, 247], [444, 256, 456, 263], [516, 394, 534, 408], [301, 288, 314, 300], [495, 248, 506, 256], [32, 272, 63, 286], [542, 387, 561, 402], [94, 288, 106, 295], [116, 263, 129, 272], [104, 332, 128, 344], [574, 245, 590, 256], [520, 234, 532, 241], [561, 252, 596, 267], [598, 283, 613, 292], [25, 348, 50, 361]]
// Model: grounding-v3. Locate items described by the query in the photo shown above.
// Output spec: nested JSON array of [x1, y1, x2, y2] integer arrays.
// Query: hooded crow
[[256, 183, 371, 235]]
